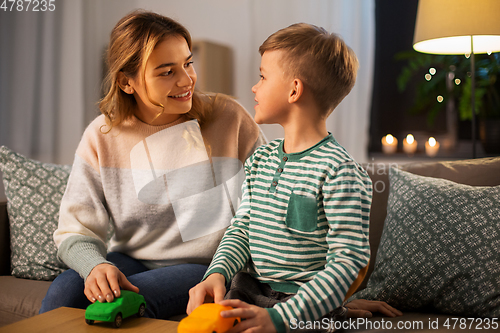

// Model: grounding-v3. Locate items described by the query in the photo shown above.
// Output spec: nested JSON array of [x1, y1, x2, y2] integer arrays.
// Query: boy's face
[[251, 50, 292, 125]]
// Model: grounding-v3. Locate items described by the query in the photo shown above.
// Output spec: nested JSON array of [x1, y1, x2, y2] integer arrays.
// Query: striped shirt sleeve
[[203, 158, 254, 282]]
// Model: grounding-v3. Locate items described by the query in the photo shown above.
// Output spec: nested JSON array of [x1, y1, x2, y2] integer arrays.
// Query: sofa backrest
[[359, 156, 500, 291], [1, 157, 499, 285]]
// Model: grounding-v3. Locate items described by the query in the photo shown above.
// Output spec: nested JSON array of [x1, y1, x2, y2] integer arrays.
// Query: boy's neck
[[282, 116, 328, 154]]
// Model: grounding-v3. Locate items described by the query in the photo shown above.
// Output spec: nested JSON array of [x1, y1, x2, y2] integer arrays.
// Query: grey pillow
[[352, 168, 500, 317], [0, 146, 69, 280]]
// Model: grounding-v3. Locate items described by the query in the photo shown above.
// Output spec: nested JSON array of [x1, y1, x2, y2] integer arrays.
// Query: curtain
[[0, 1, 87, 164], [0, 8, 62, 162]]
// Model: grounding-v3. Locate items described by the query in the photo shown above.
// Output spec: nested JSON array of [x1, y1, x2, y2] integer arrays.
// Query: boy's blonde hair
[[259, 23, 359, 115], [99, 10, 210, 131]]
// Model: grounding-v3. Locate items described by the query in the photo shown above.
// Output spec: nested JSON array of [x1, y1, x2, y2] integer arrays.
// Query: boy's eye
[[259, 75, 264, 80], [160, 70, 173, 77]]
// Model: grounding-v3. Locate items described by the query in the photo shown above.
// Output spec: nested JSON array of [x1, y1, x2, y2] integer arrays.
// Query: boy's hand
[[187, 273, 226, 314], [85, 263, 139, 303], [345, 299, 402, 318], [219, 299, 277, 333]]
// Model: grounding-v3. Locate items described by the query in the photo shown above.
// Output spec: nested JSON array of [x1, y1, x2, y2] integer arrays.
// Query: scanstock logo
[[130, 120, 244, 242]]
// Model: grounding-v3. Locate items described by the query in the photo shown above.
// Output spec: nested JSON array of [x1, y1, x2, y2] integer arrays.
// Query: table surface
[[0, 307, 179, 333]]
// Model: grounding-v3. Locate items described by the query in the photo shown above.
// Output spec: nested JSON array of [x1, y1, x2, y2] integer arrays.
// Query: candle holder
[[381, 134, 398, 154], [425, 137, 440, 157], [403, 134, 418, 155]]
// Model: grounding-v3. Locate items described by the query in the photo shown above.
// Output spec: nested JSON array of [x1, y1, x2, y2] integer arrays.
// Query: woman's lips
[[168, 90, 192, 101]]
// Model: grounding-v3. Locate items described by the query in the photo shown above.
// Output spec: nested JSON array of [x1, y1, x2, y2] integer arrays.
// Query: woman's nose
[[178, 69, 193, 87]]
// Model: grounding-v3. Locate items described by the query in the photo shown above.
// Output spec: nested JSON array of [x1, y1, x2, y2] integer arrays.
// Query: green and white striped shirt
[[205, 134, 372, 332]]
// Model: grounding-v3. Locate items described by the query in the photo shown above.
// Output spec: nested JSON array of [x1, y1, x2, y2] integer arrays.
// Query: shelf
[[369, 140, 497, 164]]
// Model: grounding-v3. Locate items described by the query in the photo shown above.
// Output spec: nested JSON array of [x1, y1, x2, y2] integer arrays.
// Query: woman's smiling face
[[129, 35, 197, 125]]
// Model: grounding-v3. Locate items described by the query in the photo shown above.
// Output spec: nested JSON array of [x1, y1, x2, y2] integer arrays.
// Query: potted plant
[[397, 51, 500, 154]]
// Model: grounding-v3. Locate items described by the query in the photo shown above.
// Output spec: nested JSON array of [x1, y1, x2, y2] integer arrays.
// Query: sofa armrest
[[0, 200, 10, 275]]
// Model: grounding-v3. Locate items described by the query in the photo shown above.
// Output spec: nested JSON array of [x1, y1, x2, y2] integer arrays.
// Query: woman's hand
[[219, 299, 276, 333], [345, 299, 402, 318], [186, 273, 226, 314], [84, 263, 139, 303]]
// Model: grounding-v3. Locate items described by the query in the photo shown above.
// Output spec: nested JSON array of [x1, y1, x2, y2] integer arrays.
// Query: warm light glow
[[413, 0, 500, 55], [437, 95, 444, 103], [425, 137, 440, 157], [381, 134, 398, 154], [425, 74, 432, 81], [403, 134, 417, 154], [455, 78, 461, 85], [429, 68, 436, 75], [414, 36, 500, 55], [465, 53, 471, 59]]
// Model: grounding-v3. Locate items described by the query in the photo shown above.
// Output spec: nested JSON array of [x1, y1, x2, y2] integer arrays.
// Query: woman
[[40, 10, 264, 318]]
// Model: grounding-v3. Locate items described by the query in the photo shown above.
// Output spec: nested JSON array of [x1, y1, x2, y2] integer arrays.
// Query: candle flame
[[386, 134, 394, 144], [429, 137, 437, 147], [406, 134, 414, 144]]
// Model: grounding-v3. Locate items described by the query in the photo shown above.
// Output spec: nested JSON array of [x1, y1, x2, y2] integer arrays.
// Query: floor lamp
[[412, 0, 500, 158]]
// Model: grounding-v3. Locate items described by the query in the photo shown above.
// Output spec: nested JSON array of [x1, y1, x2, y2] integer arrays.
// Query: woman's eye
[[185, 61, 194, 68], [161, 70, 173, 76], [259, 75, 264, 80]]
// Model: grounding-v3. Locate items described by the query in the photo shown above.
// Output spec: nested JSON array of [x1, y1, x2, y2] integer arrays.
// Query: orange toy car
[[177, 303, 241, 333]]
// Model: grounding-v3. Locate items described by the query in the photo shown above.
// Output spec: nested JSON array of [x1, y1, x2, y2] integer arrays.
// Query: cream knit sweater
[[54, 95, 266, 279]]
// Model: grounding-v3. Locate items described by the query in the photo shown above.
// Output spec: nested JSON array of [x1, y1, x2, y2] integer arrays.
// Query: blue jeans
[[39, 252, 208, 319]]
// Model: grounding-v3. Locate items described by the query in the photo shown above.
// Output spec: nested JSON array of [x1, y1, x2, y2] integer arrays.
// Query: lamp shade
[[413, 0, 500, 54]]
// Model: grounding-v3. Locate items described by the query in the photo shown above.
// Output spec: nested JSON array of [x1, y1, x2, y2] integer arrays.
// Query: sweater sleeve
[[202, 158, 254, 283], [53, 132, 112, 280], [267, 162, 372, 332]]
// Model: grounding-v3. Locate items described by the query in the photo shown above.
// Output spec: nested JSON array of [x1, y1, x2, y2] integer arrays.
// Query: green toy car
[[85, 290, 146, 328]]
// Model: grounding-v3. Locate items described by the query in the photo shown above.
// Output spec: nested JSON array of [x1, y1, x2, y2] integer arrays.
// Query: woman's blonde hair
[[99, 10, 210, 131]]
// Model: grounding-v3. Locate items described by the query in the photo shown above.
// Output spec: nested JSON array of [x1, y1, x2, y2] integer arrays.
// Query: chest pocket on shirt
[[285, 193, 318, 232]]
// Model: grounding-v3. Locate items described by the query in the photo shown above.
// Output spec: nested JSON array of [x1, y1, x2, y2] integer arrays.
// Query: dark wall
[[369, 0, 447, 152]]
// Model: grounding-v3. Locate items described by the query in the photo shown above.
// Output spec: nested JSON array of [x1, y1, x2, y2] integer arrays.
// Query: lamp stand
[[471, 36, 476, 159]]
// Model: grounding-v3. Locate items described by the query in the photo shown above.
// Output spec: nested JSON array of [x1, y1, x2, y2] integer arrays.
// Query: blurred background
[[1, 0, 498, 178], [0, 0, 375, 166]]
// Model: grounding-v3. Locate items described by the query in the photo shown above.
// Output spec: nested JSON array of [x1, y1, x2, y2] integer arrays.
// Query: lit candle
[[425, 137, 440, 157], [403, 134, 417, 154], [381, 134, 398, 154]]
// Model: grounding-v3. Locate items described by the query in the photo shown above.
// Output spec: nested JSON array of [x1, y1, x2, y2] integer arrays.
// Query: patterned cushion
[[0, 146, 69, 280], [352, 168, 500, 317]]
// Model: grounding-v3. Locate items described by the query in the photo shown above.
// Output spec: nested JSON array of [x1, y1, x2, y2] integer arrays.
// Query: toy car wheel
[[138, 304, 146, 317], [85, 319, 94, 325], [113, 313, 123, 328]]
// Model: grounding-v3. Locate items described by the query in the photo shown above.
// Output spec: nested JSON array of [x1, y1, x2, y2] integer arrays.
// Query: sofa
[[343, 157, 500, 332], [0, 200, 53, 327], [1, 146, 499, 330]]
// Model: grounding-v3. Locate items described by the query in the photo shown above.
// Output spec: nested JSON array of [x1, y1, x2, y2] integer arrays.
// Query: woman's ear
[[117, 72, 134, 94], [288, 78, 304, 103]]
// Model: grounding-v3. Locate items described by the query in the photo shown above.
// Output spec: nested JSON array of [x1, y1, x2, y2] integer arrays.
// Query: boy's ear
[[117, 72, 135, 94], [288, 78, 304, 103]]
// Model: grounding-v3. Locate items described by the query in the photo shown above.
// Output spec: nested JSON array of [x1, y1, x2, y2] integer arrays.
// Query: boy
[[187, 23, 372, 333]]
